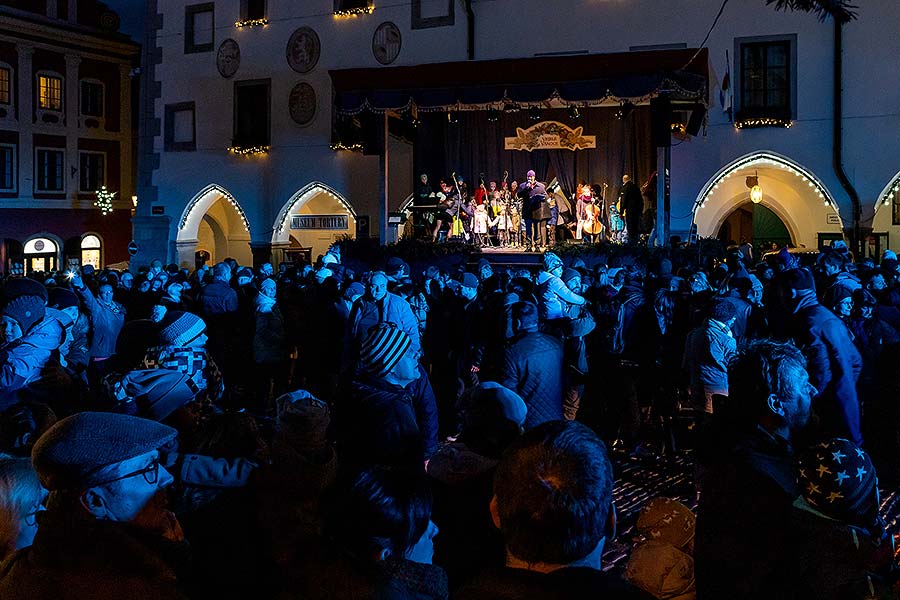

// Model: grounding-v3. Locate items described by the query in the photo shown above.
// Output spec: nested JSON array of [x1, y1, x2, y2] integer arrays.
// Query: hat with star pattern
[[798, 438, 877, 526]]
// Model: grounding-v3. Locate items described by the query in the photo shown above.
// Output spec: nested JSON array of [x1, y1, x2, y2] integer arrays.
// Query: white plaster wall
[[150, 0, 900, 255]]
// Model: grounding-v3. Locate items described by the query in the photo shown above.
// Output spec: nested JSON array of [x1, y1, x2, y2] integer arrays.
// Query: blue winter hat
[[542, 251, 563, 272]]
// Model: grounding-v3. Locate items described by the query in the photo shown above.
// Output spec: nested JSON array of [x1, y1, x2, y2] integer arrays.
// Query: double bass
[[581, 183, 608, 236]]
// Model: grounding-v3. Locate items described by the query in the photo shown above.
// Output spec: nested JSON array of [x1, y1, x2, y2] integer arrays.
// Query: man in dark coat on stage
[[618, 175, 644, 243]]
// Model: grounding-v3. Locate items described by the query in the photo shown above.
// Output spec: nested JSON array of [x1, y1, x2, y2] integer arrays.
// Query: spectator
[[71, 274, 125, 364], [0, 456, 46, 560], [500, 302, 564, 429], [455, 420, 646, 599], [347, 271, 421, 367], [534, 252, 585, 322], [694, 340, 814, 599], [0, 412, 187, 598], [682, 298, 737, 414]]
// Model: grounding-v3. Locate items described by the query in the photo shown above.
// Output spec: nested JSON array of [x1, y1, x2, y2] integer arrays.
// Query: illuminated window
[[38, 74, 63, 111], [81, 234, 102, 269], [0, 67, 10, 105]]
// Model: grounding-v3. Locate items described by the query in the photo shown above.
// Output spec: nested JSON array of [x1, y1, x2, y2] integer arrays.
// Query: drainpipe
[[833, 19, 862, 255], [464, 0, 475, 60]]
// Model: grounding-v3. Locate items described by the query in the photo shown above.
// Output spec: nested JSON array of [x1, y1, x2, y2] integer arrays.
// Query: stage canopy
[[329, 48, 708, 115]]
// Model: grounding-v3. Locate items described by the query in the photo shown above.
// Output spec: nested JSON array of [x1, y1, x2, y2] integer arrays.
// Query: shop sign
[[290, 214, 348, 230], [504, 121, 597, 152]]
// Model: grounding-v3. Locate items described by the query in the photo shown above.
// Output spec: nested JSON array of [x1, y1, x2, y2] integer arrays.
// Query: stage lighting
[[447, 111, 459, 124], [567, 106, 581, 120], [528, 107, 542, 121], [615, 101, 635, 120], [487, 108, 500, 122]]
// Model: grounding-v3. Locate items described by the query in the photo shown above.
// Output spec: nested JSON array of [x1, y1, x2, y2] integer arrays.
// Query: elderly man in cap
[[0, 412, 189, 599]]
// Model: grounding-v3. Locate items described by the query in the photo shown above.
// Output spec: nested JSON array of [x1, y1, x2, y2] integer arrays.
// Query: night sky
[[104, 0, 144, 42]]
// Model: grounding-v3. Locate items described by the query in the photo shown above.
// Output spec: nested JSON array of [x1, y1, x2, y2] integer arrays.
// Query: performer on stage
[[575, 181, 591, 242], [518, 169, 550, 250], [489, 190, 510, 247], [432, 180, 454, 242], [415, 173, 433, 205], [618, 174, 644, 244], [508, 181, 522, 248]]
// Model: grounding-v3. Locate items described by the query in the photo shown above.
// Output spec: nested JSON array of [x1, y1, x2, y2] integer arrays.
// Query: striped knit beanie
[[158, 310, 206, 347], [359, 323, 411, 377]]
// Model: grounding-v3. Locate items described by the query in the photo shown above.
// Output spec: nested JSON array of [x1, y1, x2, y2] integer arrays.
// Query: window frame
[[37, 71, 64, 112], [232, 78, 271, 148], [164, 102, 197, 152], [734, 34, 797, 122], [78, 151, 106, 193], [0, 64, 12, 106], [34, 147, 65, 193], [242, 0, 267, 21], [185, 3, 215, 54], [0, 143, 16, 192], [80, 79, 105, 118]]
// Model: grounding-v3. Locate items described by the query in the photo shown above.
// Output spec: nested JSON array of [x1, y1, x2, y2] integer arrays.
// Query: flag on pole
[[719, 50, 732, 121]]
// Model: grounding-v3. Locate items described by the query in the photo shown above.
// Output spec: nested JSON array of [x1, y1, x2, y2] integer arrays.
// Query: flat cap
[[32, 412, 177, 490]]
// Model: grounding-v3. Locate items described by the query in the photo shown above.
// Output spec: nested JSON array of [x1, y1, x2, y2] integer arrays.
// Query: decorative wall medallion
[[286, 27, 321, 74], [216, 39, 241, 78], [289, 82, 317, 126], [372, 22, 401, 65], [34, 240, 45, 251]]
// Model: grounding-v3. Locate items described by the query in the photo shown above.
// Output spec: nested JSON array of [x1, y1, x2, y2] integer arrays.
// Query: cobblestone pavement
[[603, 452, 900, 574]]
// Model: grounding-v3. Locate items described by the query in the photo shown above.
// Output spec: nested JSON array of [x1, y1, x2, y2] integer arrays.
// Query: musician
[[519, 169, 550, 250], [618, 174, 644, 244], [415, 173, 433, 205], [508, 181, 522, 247], [432, 180, 454, 242], [575, 181, 591, 242]]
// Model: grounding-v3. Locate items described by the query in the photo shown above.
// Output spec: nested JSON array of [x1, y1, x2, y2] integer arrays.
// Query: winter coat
[[695, 423, 798, 600], [454, 566, 651, 600], [337, 375, 424, 467], [253, 305, 287, 364], [196, 280, 238, 316], [405, 363, 440, 458], [683, 319, 737, 398], [534, 271, 586, 322], [141, 345, 225, 402], [348, 292, 422, 360], [500, 329, 563, 429], [0, 316, 64, 398], [790, 298, 864, 445], [74, 285, 125, 359], [0, 509, 190, 599], [789, 498, 896, 600]]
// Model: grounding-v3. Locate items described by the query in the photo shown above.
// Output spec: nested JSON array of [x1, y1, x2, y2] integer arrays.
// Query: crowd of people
[[0, 238, 899, 598]]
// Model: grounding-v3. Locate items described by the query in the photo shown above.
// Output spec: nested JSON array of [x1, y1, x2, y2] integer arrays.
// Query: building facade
[[138, 0, 900, 268], [0, 1, 139, 275]]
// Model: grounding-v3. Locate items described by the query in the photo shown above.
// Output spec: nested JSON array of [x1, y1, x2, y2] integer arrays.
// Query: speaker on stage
[[650, 95, 672, 148]]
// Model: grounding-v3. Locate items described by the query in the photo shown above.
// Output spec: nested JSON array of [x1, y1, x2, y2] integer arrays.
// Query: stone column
[[250, 243, 273, 268], [17, 44, 34, 199], [175, 238, 199, 269]]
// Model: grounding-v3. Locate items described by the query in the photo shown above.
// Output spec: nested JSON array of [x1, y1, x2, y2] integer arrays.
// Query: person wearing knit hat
[[1, 412, 189, 597], [560, 268, 581, 286], [158, 310, 207, 348], [2, 295, 47, 340], [358, 322, 413, 381], [476, 258, 493, 282], [534, 252, 585, 321], [1, 277, 48, 306]]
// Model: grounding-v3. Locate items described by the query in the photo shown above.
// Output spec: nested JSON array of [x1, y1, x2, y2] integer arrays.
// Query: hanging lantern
[[746, 172, 762, 204]]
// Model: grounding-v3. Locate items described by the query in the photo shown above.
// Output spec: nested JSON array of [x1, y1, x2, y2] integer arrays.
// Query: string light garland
[[330, 142, 363, 152], [334, 4, 374, 17], [881, 183, 900, 206], [94, 185, 116, 215], [180, 185, 250, 232], [275, 183, 358, 235], [234, 18, 268, 27], [734, 117, 793, 129], [227, 145, 269, 155]]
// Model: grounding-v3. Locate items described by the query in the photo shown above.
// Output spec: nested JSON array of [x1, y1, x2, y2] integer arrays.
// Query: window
[[233, 79, 270, 147], [80, 81, 104, 117], [38, 74, 63, 111], [81, 234, 102, 270], [185, 3, 215, 54], [243, 0, 266, 21], [164, 102, 196, 151], [36, 149, 64, 192], [335, 0, 371, 12], [79, 152, 105, 192], [0, 67, 10, 105], [0, 144, 14, 190], [736, 36, 796, 122]]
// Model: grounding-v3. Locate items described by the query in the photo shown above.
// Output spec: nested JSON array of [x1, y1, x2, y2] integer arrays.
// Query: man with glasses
[[0, 412, 189, 599]]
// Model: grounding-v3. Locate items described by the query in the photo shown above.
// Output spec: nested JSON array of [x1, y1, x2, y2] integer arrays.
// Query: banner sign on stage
[[290, 214, 348, 230], [504, 121, 597, 152]]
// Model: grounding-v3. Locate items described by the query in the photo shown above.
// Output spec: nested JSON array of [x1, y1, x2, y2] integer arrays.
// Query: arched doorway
[[272, 183, 356, 265], [23, 236, 60, 274], [693, 152, 843, 253], [177, 184, 252, 268], [870, 172, 900, 255]]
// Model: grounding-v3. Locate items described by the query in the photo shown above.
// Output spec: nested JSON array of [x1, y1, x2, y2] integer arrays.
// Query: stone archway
[[176, 184, 252, 268], [271, 182, 356, 264], [871, 171, 900, 252], [692, 152, 843, 251]]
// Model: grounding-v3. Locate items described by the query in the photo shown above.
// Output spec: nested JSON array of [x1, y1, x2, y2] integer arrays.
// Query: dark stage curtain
[[414, 107, 655, 209]]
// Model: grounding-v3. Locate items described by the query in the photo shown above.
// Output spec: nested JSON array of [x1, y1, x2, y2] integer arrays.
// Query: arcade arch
[[870, 171, 900, 253], [692, 152, 844, 252], [272, 183, 356, 265], [177, 184, 252, 268]]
